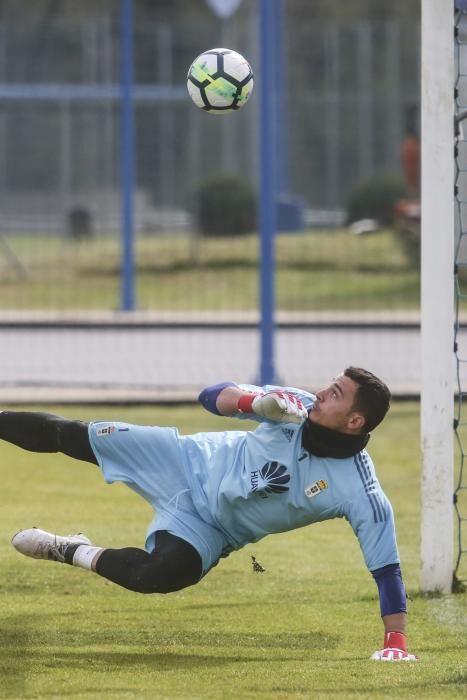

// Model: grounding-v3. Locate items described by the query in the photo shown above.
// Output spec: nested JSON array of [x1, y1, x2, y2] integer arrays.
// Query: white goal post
[[420, 0, 455, 593]]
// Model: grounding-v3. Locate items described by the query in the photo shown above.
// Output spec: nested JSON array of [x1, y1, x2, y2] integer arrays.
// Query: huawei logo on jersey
[[250, 461, 290, 496]]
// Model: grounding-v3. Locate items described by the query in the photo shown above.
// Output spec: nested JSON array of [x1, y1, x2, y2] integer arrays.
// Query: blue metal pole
[[259, 0, 277, 385], [120, 0, 135, 311], [273, 0, 288, 196]]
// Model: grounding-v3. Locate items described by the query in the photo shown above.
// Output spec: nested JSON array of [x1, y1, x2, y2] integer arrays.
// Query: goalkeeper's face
[[309, 374, 366, 435]]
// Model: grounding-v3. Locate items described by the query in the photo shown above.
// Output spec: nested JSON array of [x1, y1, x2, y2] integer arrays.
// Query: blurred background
[[0, 0, 425, 401]]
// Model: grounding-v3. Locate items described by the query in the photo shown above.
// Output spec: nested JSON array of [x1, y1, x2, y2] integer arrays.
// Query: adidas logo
[[281, 428, 295, 442]]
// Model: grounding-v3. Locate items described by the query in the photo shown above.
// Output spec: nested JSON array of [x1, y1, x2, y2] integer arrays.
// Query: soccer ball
[[187, 48, 254, 114]]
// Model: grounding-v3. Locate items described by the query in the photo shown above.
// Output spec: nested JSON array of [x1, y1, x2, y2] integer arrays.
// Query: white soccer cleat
[[11, 527, 91, 563]]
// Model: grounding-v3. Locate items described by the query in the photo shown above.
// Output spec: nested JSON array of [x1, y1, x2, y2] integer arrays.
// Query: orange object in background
[[401, 105, 420, 197], [401, 133, 420, 197]]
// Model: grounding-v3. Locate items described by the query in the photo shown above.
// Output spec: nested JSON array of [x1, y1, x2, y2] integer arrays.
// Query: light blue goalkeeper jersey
[[180, 385, 399, 573]]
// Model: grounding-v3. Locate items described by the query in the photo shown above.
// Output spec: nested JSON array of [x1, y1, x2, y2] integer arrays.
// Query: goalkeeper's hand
[[370, 632, 418, 662], [237, 391, 308, 425]]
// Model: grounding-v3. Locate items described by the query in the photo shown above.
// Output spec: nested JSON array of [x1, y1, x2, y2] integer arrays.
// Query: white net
[[454, 2, 467, 587]]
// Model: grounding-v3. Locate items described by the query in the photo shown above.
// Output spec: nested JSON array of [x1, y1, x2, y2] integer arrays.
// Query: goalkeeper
[[1, 366, 416, 661]]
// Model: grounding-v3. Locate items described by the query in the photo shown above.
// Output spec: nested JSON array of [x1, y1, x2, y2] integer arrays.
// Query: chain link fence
[[0, 1, 422, 399]]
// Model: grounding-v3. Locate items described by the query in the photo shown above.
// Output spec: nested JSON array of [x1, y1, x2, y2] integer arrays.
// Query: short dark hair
[[344, 366, 391, 432]]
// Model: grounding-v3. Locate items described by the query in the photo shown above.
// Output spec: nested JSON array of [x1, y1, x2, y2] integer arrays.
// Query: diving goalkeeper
[[1, 366, 416, 661]]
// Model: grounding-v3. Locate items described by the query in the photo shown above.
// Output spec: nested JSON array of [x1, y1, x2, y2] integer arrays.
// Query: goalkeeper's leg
[[12, 528, 202, 593], [0, 411, 97, 464], [94, 531, 203, 593]]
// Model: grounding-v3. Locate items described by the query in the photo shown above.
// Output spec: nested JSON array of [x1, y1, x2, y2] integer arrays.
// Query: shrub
[[196, 174, 256, 237], [67, 205, 93, 240], [346, 173, 407, 226]]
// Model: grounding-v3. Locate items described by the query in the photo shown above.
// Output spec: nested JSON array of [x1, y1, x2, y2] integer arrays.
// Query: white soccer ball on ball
[[187, 48, 254, 114]]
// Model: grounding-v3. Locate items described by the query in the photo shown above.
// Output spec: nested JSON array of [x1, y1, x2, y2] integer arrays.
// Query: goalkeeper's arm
[[370, 564, 417, 661], [198, 382, 308, 424], [198, 382, 249, 417]]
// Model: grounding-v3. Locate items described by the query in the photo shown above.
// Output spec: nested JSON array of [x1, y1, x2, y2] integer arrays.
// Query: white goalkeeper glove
[[370, 631, 418, 662], [237, 391, 308, 425]]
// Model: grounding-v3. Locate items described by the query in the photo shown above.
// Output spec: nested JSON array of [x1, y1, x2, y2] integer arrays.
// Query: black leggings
[[0, 411, 203, 593], [0, 410, 97, 464], [96, 531, 202, 593]]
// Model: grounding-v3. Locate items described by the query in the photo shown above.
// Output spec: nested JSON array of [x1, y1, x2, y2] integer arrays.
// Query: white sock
[[72, 545, 104, 571]]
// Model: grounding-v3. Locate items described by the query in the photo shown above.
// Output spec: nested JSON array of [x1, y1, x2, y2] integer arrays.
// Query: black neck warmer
[[301, 418, 370, 458]]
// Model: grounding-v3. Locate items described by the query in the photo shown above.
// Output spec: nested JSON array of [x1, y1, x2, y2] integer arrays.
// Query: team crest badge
[[96, 424, 117, 437], [305, 479, 328, 498]]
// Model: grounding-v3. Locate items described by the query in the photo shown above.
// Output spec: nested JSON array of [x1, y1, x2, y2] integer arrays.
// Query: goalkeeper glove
[[237, 391, 308, 424], [370, 631, 418, 661]]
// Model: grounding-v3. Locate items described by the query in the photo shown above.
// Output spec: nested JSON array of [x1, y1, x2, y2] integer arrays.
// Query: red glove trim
[[383, 631, 407, 652], [237, 394, 257, 413]]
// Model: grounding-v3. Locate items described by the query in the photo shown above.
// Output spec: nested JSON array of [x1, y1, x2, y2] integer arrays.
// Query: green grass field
[[1, 402, 466, 700], [0, 228, 423, 311]]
